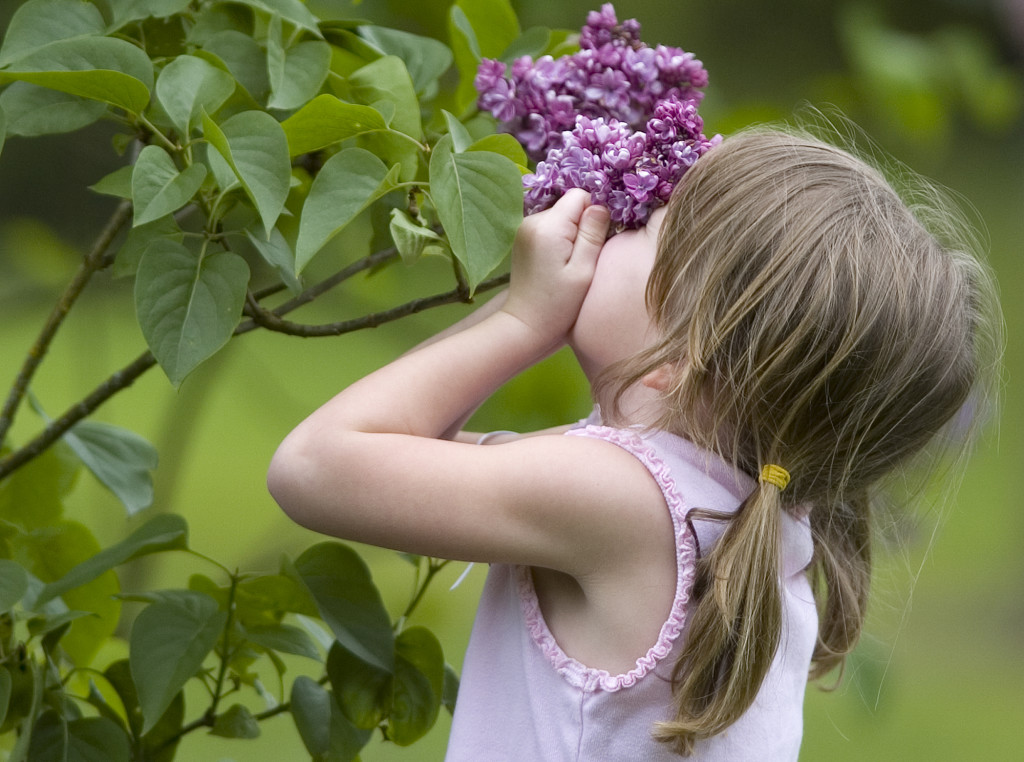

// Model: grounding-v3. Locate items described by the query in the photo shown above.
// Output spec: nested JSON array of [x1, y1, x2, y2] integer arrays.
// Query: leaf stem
[[0, 200, 132, 449], [137, 113, 179, 153], [208, 573, 239, 719], [184, 548, 234, 577], [399, 558, 450, 625]]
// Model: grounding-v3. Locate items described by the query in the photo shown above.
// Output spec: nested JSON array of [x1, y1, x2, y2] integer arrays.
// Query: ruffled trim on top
[[516, 425, 698, 693]]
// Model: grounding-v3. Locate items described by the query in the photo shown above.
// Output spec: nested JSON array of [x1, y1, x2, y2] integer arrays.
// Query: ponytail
[[808, 490, 871, 679], [653, 476, 786, 755]]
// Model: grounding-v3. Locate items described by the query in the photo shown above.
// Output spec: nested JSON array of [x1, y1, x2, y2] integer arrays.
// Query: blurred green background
[[1, 0, 1022, 759]]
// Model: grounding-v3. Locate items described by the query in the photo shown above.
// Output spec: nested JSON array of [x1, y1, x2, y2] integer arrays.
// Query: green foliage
[[0, 0, 568, 758]]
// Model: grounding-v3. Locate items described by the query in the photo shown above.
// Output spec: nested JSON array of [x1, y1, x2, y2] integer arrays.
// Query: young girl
[[267, 129, 1000, 759]]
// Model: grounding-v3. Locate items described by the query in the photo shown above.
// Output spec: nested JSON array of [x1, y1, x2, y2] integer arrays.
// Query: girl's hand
[[501, 189, 611, 350]]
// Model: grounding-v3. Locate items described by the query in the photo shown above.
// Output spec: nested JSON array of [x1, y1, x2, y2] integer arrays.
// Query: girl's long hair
[[597, 128, 1002, 755]]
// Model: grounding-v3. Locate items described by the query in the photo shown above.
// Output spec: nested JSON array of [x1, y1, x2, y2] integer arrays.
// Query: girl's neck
[[590, 380, 666, 429]]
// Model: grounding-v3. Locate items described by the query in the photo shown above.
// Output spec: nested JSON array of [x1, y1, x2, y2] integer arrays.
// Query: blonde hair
[[599, 128, 1002, 754]]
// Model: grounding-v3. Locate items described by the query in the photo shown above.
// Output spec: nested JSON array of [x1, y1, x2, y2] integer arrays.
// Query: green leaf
[[135, 239, 250, 386], [294, 147, 398, 272], [290, 677, 371, 762], [246, 227, 300, 293], [0, 0, 106, 67], [447, 0, 520, 111], [442, 110, 473, 152], [238, 572, 321, 622], [61, 421, 158, 516], [348, 55, 422, 140], [501, 26, 553, 62], [357, 26, 453, 96], [155, 54, 235, 137], [27, 609, 93, 640], [89, 165, 134, 199], [281, 94, 389, 156], [428, 133, 523, 290], [200, 30, 269, 102], [242, 622, 321, 660], [290, 676, 331, 757], [389, 209, 442, 265], [449, 6, 479, 62], [326, 641, 391, 730], [234, 0, 322, 35], [389, 626, 444, 745], [103, 658, 185, 758], [0, 443, 77, 530], [293, 542, 394, 673], [113, 216, 184, 278], [0, 82, 105, 136], [0, 37, 154, 114], [37, 514, 188, 608], [203, 140, 241, 193], [0, 106, 5, 160], [469, 133, 528, 169], [129, 590, 227, 734], [84, 680, 127, 733], [131, 146, 208, 226], [12, 520, 120, 666], [268, 36, 331, 111], [0, 559, 28, 612], [203, 109, 291, 235], [28, 712, 131, 762], [442, 663, 459, 715], [458, 0, 520, 57], [210, 703, 260, 739], [109, 0, 193, 29]]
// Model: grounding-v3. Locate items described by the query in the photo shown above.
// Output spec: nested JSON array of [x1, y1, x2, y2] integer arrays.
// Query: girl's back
[[447, 426, 816, 761]]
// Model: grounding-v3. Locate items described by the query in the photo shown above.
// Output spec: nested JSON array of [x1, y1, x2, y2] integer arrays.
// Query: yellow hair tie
[[759, 464, 791, 491]]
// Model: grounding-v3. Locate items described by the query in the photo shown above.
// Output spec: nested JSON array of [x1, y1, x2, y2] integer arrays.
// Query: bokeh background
[[1, 0, 1022, 759]]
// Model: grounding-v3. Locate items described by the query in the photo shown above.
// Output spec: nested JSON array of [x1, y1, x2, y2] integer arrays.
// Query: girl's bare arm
[[267, 192, 667, 575]]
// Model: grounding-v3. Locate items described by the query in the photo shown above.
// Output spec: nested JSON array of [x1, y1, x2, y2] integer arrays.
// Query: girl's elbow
[[267, 437, 317, 529]]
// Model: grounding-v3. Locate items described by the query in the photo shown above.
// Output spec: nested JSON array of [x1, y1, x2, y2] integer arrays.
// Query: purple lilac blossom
[[475, 3, 719, 230]]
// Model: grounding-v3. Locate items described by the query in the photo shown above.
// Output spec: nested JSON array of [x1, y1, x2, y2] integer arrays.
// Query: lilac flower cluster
[[474, 4, 719, 229]]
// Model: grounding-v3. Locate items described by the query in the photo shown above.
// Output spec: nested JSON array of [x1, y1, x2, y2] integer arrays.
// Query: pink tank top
[[445, 425, 817, 761]]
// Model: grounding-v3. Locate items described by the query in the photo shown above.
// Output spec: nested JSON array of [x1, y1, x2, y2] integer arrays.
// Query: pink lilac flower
[[475, 3, 719, 230]]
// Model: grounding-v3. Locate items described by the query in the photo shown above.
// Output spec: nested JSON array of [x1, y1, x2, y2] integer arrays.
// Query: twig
[[0, 351, 157, 480], [276, 247, 400, 314], [240, 272, 510, 338], [0, 258, 509, 479], [0, 200, 132, 448]]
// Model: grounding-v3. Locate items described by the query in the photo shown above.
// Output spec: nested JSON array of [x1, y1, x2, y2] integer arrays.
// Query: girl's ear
[[641, 364, 675, 391]]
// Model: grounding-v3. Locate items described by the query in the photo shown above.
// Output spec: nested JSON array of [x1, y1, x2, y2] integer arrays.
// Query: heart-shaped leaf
[[294, 148, 399, 272], [0, 0, 106, 66], [155, 54, 235, 136], [203, 110, 290, 235], [0, 82, 105, 137], [134, 239, 249, 386], [281, 95, 388, 156], [129, 590, 227, 734], [62, 421, 159, 516], [429, 133, 523, 290], [293, 542, 394, 672], [37, 514, 187, 608], [131, 146, 207, 226], [0, 37, 153, 113]]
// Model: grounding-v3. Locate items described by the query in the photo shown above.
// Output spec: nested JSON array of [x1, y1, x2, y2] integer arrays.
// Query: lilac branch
[[240, 272, 509, 338], [0, 246, 509, 480]]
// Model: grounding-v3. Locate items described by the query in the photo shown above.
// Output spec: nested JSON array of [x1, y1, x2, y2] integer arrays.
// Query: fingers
[[572, 203, 610, 267]]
